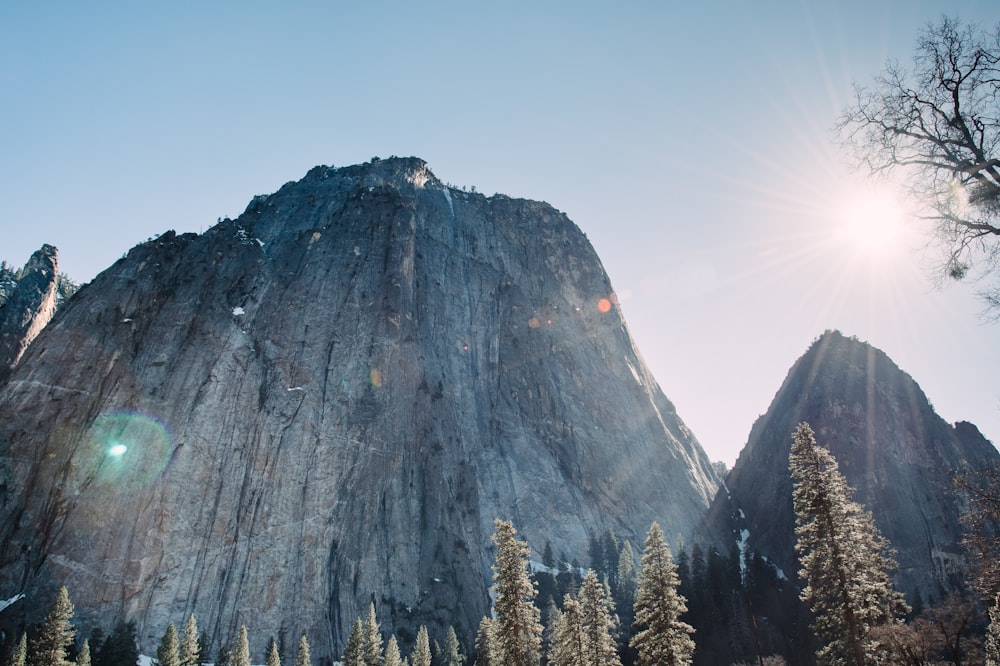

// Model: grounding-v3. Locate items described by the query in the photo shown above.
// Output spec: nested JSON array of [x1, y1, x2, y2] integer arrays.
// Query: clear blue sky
[[3, 1, 998, 465]]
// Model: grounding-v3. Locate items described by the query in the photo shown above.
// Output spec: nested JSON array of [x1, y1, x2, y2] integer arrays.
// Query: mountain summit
[[0, 157, 718, 659], [706, 329, 998, 606]]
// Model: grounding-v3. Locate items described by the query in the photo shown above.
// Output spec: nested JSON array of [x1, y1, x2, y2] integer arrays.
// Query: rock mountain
[[0, 157, 719, 659], [705, 330, 999, 608], [0, 244, 60, 384]]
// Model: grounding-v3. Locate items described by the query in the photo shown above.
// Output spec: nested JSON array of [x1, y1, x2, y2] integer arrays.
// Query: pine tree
[[157, 623, 180, 666], [294, 636, 311, 666], [266, 639, 281, 666], [28, 586, 75, 666], [77, 640, 91, 666], [790, 422, 909, 666], [11, 633, 27, 666], [490, 519, 543, 666], [410, 627, 431, 666], [442, 627, 463, 666], [95, 622, 138, 666], [987, 593, 1000, 666], [579, 570, 621, 666], [548, 596, 586, 666], [362, 603, 384, 666], [630, 522, 695, 666], [473, 618, 493, 666], [384, 637, 402, 666], [343, 620, 364, 666], [180, 615, 200, 666], [230, 626, 250, 666]]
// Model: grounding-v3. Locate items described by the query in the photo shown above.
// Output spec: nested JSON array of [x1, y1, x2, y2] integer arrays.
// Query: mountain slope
[[0, 157, 718, 659], [705, 329, 998, 606]]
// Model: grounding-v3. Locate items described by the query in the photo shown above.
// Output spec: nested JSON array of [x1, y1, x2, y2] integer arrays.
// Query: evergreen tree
[[94, 622, 138, 666], [362, 603, 384, 666], [157, 623, 180, 666], [11, 633, 27, 666], [790, 422, 909, 666], [230, 627, 250, 666], [579, 570, 621, 666], [616, 540, 636, 604], [294, 636, 311, 666], [630, 522, 695, 666], [548, 596, 586, 666], [77, 640, 91, 666], [28, 586, 75, 666], [343, 620, 364, 666], [987, 593, 1000, 666], [490, 519, 543, 666], [384, 637, 402, 666], [180, 615, 200, 666], [441, 627, 463, 666], [266, 639, 281, 666], [473, 618, 493, 666], [410, 627, 431, 666]]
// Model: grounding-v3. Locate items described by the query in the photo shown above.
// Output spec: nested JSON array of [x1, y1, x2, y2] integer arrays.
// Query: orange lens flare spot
[[527, 316, 542, 329], [369, 368, 382, 388], [597, 298, 612, 313]]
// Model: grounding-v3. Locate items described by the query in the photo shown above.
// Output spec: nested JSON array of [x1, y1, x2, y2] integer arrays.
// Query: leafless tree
[[838, 17, 1000, 312]]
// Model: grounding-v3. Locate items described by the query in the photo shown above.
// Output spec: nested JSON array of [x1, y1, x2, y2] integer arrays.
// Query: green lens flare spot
[[109, 443, 128, 457]]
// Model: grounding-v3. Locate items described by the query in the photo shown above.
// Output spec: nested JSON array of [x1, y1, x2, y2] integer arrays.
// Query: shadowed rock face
[[0, 244, 59, 382], [0, 158, 718, 659], [704, 330, 998, 605]]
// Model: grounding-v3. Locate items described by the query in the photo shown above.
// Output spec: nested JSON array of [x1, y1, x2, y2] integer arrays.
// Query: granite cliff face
[[705, 330, 998, 605], [0, 244, 60, 383], [0, 158, 718, 658]]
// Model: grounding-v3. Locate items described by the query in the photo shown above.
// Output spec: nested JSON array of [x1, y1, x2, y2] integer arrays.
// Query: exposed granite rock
[[704, 330, 999, 605], [0, 158, 719, 659], [0, 244, 60, 383]]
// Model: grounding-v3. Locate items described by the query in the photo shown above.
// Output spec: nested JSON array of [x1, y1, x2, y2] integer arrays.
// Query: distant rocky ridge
[[0, 245, 61, 383], [704, 330, 999, 606], [0, 157, 719, 660]]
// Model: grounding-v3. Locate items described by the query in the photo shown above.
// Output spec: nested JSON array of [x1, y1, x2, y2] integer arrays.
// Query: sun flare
[[835, 185, 907, 258]]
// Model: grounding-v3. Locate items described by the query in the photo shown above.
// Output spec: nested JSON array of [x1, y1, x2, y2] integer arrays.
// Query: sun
[[835, 184, 907, 259]]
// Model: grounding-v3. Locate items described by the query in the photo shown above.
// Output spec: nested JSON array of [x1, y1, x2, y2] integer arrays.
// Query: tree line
[[9, 422, 1000, 666]]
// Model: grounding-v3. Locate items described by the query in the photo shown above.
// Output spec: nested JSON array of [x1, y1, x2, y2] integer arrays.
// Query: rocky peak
[[0, 244, 60, 383], [704, 329, 998, 604], [0, 159, 718, 660]]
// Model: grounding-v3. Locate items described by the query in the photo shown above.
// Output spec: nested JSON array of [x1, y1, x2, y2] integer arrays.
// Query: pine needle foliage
[[11, 633, 27, 666], [230, 626, 250, 666], [410, 626, 431, 666], [294, 636, 311, 666], [362, 603, 384, 666], [180, 615, 200, 666], [474, 617, 494, 666], [77, 640, 91, 666], [343, 620, 364, 666], [630, 523, 695, 666], [28, 586, 75, 666], [265, 639, 280, 666], [548, 596, 587, 666], [157, 623, 180, 666], [790, 422, 908, 666], [442, 626, 463, 666], [384, 636, 402, 666], [579, 570, 621, 665], [490, 519, 543, 666]]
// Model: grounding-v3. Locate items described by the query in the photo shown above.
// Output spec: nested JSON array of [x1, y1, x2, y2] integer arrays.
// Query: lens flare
[[87, 411, 173, 490]]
